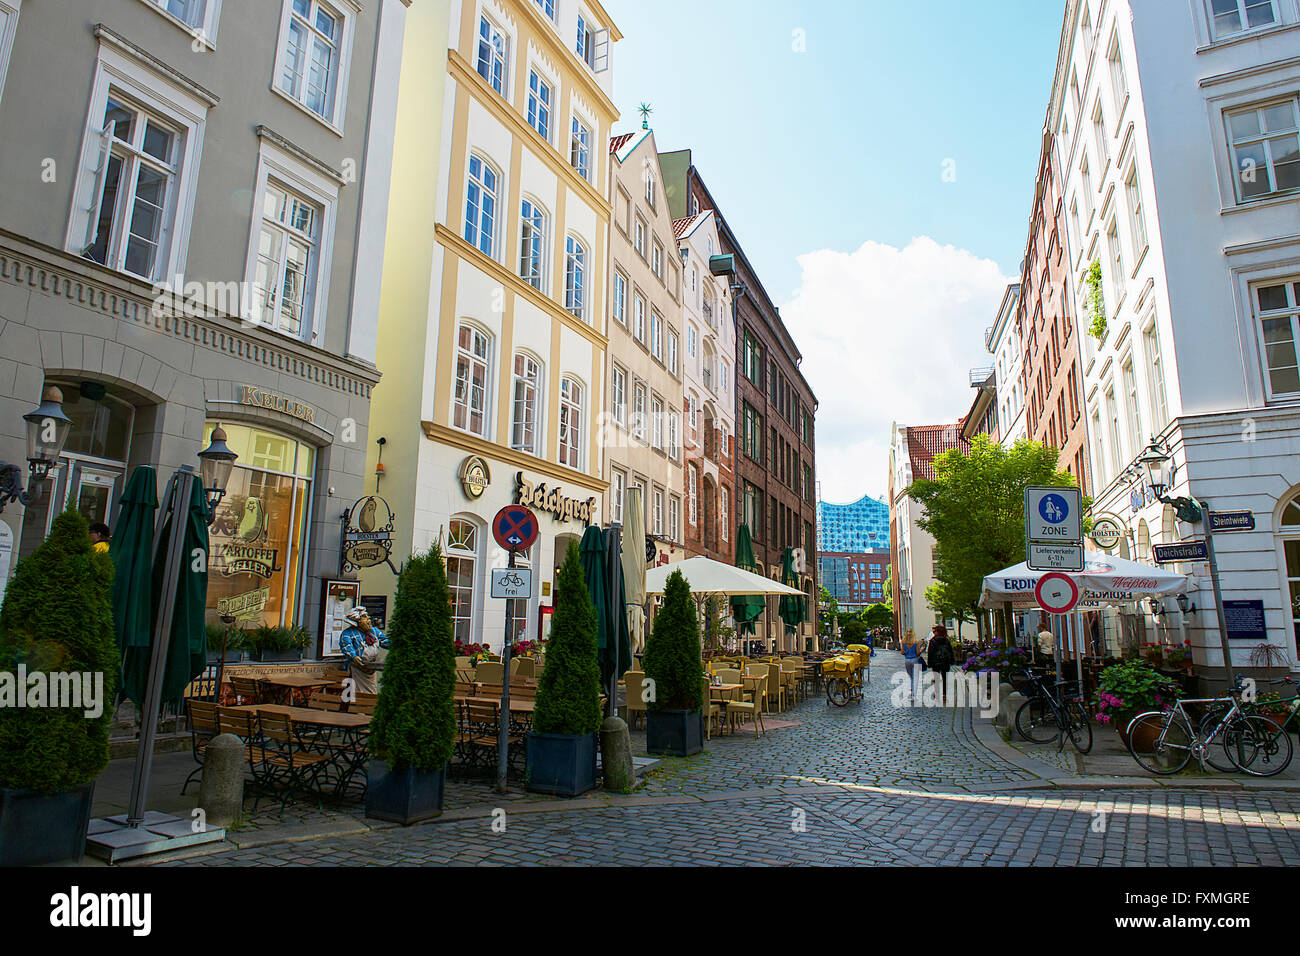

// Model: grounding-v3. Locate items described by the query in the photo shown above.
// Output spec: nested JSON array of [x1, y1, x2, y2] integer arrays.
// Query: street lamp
[[0, 386, 72, 515], [1148, 597, 1163, 618], [1135, 438, 1200, 523], [197, 424, 238, 523], [1176, 592, 1197, 617]]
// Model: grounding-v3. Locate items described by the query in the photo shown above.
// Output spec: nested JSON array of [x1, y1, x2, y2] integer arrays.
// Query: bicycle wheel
[[1197, 708, 1238, 773], [1015, 697, 1057, 743], [826, 678, 851, 707], [1126, 712, 1193, 775], [1066, 699, 1093, 755], [1224, 714, 1294, 777]]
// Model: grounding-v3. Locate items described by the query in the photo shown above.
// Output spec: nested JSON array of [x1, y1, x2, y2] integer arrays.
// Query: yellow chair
[[625, 670, 649, 730], [513, 658, 537, 679], [764, 662, 787, 713], [702, 676, 723, 740], [728, 674, 766, 736], [475, 660, 505, 684], [780, 659, 800, 702]]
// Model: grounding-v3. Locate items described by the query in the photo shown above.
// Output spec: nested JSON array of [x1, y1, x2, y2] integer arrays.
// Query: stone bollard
[[197, 733, 245, 828], [994, 682, 1014, 725], [998, 692, 1028, 730], [600, 716, 636, 793]]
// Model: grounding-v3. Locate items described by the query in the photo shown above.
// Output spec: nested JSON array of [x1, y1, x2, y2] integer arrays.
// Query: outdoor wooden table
[[230, 703, 371, 728], [453, 694, 535, 713], [229, 704, 370, 801], [259, 675, 336, 706]]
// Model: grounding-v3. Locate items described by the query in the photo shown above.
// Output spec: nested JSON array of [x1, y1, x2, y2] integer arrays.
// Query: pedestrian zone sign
[[1025, 486, 1082, 544]]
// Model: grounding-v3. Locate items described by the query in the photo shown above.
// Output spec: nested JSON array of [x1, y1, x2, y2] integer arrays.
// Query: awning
[[644, 556, 804, 597], [979, 552, 1192, 610]]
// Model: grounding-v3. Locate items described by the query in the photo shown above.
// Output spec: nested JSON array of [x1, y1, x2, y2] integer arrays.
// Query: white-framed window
[[668, 411, 680, 460], [1143, 320, 1169, 428], [1089, 406, 1105, 485], [575, 13, 600, 70], [612, 271, 627, 326], [1107, 34, 1127, 108], [447, 518, 480, 643], [570, 116, 592, 182], [667, 330, 678, 374], [275, 0, 354, 129], [719, 421, 729, 456], [1105, 385, 1123, 473], [70, 41, 210, 285], [634, 217, 646, 257], [611, 365, 627, 426], [511, 353, 543, 454], [1227, 98, 1299, 203], [669, 496, 680, 542], [141, 0, 223, 43], [633, 292, 646, 342], [632, 382, 647, 442], [464, 154, 499, 257], [250, 179, 323, 340], [651, 395, 664, 450], [687, 324, 697, 357], [1255, 278, 1300, 399], [558, 377, 584, 469], [453, 324, 492, 437], [526, 70, 551, 141], [1080, 155, 1094, 219], [720, 362, 729, 393], [1068, 198, 1081, 262], [611, 469, 625, 523], [1121, 354, 1143, 455], [645, 171, 656, 207], [519, 198, 546, 289], [1107, 217, 1124, 294], [653, 487, 664, 535], [1208, 0, 1277, 39], [651, 311, 664, 360], [0, 0, 18, 109], [652, 240, 663, 279], [1092, 101, 1108, 169], [475, 14, 508, 96], [564, 235, 587, 320], [1125, 166, 1147, 258], [688, 465, 698, 525], [720, 486, 729, 541], [534, 0, 554, 21]]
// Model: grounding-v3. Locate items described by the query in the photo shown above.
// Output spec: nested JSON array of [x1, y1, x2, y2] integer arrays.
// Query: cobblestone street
[[150, 652, 1300, 866]]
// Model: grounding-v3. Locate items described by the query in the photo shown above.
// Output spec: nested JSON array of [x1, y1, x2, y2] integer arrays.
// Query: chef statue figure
[[340, 607, 388, 695]]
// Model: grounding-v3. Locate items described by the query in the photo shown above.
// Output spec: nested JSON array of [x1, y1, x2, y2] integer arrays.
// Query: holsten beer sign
[[515, 472, 596, 524], [341, 495, 397, 574]]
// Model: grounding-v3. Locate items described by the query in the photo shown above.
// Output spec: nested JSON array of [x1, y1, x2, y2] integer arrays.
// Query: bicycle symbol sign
[[491, 567, 534, 600]]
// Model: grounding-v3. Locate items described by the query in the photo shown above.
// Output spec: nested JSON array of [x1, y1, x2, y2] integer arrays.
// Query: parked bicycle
[[1013, 667, 1093, 754], [1125, 676, 1293, 776], [1188, 676, 1299, 773]]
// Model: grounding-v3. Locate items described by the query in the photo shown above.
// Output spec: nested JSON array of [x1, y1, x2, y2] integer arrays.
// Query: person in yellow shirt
[[89, 522, 111, 554]]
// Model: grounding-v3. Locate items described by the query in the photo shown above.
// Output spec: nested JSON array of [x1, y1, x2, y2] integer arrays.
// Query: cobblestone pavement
[[166, 787, 1300, 866]]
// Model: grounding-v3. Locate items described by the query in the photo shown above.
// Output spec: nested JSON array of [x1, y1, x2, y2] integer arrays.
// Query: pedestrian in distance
[[901, 629, 923, 701], [927, 624, 955, 702], [1036, 615, 1056, 671], [88, 522, 111, 554]]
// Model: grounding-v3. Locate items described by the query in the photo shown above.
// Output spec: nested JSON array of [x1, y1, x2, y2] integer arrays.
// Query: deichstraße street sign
[[1152, 540, 1209, 564]]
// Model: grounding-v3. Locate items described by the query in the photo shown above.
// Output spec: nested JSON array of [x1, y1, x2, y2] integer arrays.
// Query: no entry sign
[[492, 505, 539, 552], [1035, 572, 1080, 615]]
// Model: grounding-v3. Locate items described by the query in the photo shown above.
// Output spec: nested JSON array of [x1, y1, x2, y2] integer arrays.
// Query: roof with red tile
[[906, 423, 968, 483], [609, 132, 635, 154], [673, 215, 702, 239]]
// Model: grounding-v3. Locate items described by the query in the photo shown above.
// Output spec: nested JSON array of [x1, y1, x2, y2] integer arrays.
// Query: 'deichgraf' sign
[[341, 496, 397, 574], [515, 473, 597, 524]]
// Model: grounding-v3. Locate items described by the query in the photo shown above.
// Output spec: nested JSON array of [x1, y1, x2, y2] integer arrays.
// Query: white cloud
[[780, 237, 1010, 504]]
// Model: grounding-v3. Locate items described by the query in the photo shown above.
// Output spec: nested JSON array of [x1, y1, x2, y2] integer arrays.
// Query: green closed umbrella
[[778, 547, 805, 643], [580, 527, 614, 693], [731, 524, 764, 639], [112, 467, 158, 705]]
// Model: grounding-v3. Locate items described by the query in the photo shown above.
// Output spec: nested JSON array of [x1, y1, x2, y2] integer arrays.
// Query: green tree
[[907, 435, 1085, 645], [369, 545, 457, 772], [700, 594, 735, 652], [863, 603, 893, 629], [818, 585, 839, 638], [923, 580, 974, 639], [643, 569, 703, 711], [0, 506, 118, 793], [532, 541, 602, 735]]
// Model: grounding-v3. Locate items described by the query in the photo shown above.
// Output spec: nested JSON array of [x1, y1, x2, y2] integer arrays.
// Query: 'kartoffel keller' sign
[[515, 473, 596, 524]]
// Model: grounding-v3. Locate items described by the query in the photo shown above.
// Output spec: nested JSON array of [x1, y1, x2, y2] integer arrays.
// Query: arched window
[[511, 353, 543, 454], [453, 324, 492, 437], [519, 198, 546, 289], [564, 236, 586, 320], [447, 519, 479, 644], [1278, 492, 1300, 657], [464, 154, 499, 257], [558, 377, 583, 469]]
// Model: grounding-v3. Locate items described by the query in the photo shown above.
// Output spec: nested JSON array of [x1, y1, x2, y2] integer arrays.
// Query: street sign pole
[[1199, 500, 1235, 684], [497, 546, 516, 794]]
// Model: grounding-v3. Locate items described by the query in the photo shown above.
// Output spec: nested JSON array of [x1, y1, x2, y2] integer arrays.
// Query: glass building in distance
[[818, 494, 891, 613]]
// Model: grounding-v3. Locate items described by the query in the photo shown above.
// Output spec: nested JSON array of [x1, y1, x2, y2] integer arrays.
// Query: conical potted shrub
[[644, 569, 704, 756], [365, 545, 456, 824], [527, 541, 602, 796], [0, 507, 118, 865]]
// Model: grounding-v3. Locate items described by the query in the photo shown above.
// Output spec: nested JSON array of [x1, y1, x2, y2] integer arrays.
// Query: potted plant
[[1093, 660, 1182, 747], [366, 545, 457, 824], [244, 625, 309, 662], [527, 542, 602, 796], [0, 507, 118, 865], [1163, 641, 1193, 671], [643, 569, 705, 757], [1141, 644, 1164, 667], [960, 641, 1032, 683], [206, 621, 246, 664]]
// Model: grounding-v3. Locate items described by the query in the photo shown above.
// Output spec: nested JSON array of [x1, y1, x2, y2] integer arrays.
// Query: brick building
[[660, 149, 819, 651]]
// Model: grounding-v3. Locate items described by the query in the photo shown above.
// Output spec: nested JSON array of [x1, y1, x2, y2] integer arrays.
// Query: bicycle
[[1193, 676, 1299, 773], [1125, 676, 1293, 776], [823, 645, 869, 707], [1012, 668, 1093, 754]]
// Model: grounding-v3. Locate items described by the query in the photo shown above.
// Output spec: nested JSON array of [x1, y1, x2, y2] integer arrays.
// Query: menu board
[[319, 580, 360, 658]]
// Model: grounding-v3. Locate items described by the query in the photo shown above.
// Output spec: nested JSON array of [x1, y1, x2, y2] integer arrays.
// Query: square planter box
[[248, 650, 303, 663], [364, 760, 445, 825], [0, 784, 94, 866], [526, 733, 597, 797], [646, 709, 703, 757]]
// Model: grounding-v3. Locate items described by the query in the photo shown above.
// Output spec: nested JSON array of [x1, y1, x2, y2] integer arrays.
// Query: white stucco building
[[1051, 0, 1300, 677], [989, 283, 1026, 447]]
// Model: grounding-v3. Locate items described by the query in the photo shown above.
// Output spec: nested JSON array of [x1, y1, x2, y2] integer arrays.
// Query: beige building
[[604, 127, 684, 565], [361, 0, 621, 650]]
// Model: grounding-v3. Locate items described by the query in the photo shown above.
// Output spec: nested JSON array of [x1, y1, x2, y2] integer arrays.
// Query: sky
[[605, 0, 1066, 503]]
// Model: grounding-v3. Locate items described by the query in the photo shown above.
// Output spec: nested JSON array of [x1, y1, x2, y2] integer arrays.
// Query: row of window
[[453, 323, 590, 470], [608, 366, 681, 460], [1089, 319, 1170, 488], [608, 469, 680, 541], [611, 270, 679, 371]]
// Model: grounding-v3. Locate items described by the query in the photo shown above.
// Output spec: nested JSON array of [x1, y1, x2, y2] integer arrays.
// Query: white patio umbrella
[[979, 552, 1191, 609], [621, 486, 647, 655], [644, 556, 804, 596]]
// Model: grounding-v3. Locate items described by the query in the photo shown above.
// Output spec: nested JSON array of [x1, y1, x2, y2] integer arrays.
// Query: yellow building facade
[[363, 0, 621, 650]]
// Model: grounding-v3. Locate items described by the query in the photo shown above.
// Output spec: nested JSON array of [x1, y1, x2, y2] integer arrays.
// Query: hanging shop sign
[[213, 495, 282, 578], [240, 385, 316, 425], [459, 456, 491, 500], [1089, 515, 1125, 552], [341, 495, 397, 574], [515, 472, 597, 524], [216, 585, 271, 624]]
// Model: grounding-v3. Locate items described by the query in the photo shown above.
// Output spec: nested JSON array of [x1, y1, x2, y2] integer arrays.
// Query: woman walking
[[927, 625, 955, 702], [901, 629, 923, 701]]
